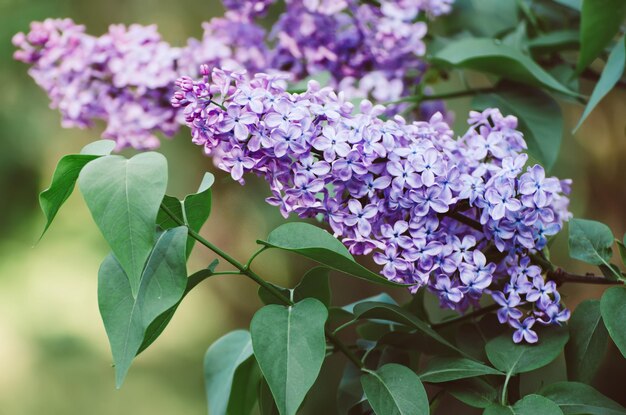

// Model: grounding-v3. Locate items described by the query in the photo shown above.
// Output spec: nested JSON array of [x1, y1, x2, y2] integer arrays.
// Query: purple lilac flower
[[175, 68, 572, 342], [511, 317, 539, 344]]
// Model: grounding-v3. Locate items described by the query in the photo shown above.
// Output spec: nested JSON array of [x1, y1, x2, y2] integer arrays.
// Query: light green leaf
[[80, 152, 168, 296], [250, 298, 328, 415], [485, 326, 569, 375], [553, 0, 581, 10], [204, 330, 254, 415], [568, 219, 617, 276], [353, 301, 470, 358], [80, 139, 116, 155], [448, 378, 498, 409], [528, 30, 580, 54], [540, 381, 626, 414], [575, 35, 626, 131], [98, 226, 188, 387], [601, 286, 626, 358], [565, 299, 608, 382], [473, 82, 563, 170], [419, 357, 503, 383], [260, 222, 408, 287], [361, 364, 429, 415], [577, 0, 626, 72], [433, 38, 577, 97]]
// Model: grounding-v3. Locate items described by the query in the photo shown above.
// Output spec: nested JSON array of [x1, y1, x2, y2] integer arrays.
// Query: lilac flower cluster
[[13, 19, 180, 149], [173, 67, 571, 342]]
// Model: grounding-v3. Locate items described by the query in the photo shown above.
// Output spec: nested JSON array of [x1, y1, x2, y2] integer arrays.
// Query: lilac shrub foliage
[[173, 67, 572, 342], [13, 0, 452, 150]]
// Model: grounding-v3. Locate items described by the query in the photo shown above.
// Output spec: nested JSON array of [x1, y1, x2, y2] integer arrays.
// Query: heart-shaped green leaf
[[484, 395, 563, 415], [361, 364, 429, 415], [485, 326, 569, 376], [260, 223, 408, 287], [98, 226, 188, 387], [565, 299, 608, 383], [251, 298, 328, 415], [568, 219, 617, 275], [601, 286, 626, 358], [80, 152, 168, 296]]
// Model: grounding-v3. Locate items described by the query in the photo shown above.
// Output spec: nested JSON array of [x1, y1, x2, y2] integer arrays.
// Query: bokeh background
[[1, 0, 626, 414]]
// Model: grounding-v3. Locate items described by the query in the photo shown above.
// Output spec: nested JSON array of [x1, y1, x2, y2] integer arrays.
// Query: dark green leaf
[[540, 381, 626, 414], [568, 219, 617, 275], [473, 82, 563, 170], [157, 172, 214, 258], [447, 378, 498, 409], [565, 299, 608, 382], [485, 395, 563, 415], [204, 330, 254, 415], [519, 354, 567, 398], [456, 323, 487, 361], [485, 326, 569, 375], [528, 30, 580, 54], [577, 0, 626, 72], [227, 356, 261, 415], [433, 38, 577, 97], [361, 364, 429, 415], [353, 301, 470, 358], [39, 140, 115, 237], [601, 286, 626, 358], [438, 0, 518, 38], [259, 378, 280, 415], [250, 298, 328, 415], [80, 152, 168, 296], [575, 35, 626, 131], [293, 267, 331, 306], [617, 236, 626, 265], [260, 222, 407, 287], [98, 226, 188, 387], [553, 0, 580, 10], [419, 357, 503, 383]]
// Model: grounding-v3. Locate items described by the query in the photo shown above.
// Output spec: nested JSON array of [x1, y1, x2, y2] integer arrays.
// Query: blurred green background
[[1, 1, 626, 414]]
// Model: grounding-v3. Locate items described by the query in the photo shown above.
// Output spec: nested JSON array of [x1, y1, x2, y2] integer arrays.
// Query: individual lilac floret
[[174, 67, 572, 342]]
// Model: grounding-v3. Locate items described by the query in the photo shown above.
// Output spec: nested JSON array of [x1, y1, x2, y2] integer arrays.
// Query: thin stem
[[159, 203, 364, 368], [209, 99, 226, 111], [385, 87, 498, 106], [501, 372, 512, 405], [432, 304, 500, 329], [245, 246, 269, 270]]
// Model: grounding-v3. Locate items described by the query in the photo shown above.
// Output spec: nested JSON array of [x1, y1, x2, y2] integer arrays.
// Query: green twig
[[159, 202, 364, 369]]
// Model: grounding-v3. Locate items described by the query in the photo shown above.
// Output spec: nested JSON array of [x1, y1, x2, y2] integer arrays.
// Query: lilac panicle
[[174, 67, 572, 342]]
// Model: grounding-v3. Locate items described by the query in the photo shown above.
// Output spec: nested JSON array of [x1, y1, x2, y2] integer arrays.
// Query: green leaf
[[577, 0, 626, 73], [157, 172, 214, 258], [227, 356, 261, 415], [39, 140, 116, 237], [353, 301, 470, 358], [259, 378, 280, 415], [485, 326, 569, 376], [204, 330, 254, 415], [484, 395, 563, 415], [553, 0, 581, 10], [617, 236, 626, 265], [447, 378, 498, 409], [473, 82, 563, 170], [439, 0, 519, 38], [565, 299, 608, 383], [601, 286, 626, 358], [80, 139, 116, 155], [418, 357, 503, 383], [342, 293, 397, 315], [433, 38, 577, 97], [260, 222, 407, 287], [568, 219, 617, 273], [361, 364, 429, 415], [250, 298, 328, 415], [528, 30, 580, 54], [575, 35, 626, 131], [98, 226, 188, 387], [260, 267, 332, 307], [540, 381, 626, 414], [80, 152, 168, 296]]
